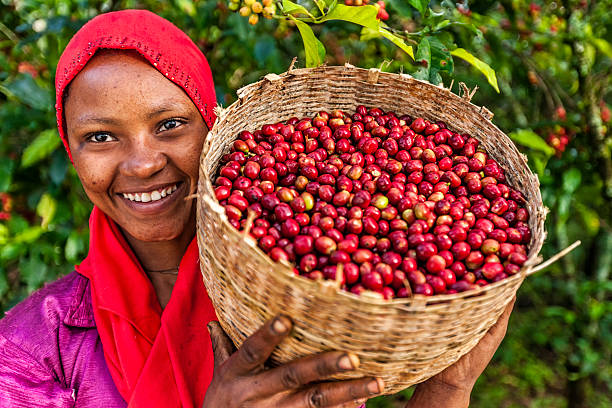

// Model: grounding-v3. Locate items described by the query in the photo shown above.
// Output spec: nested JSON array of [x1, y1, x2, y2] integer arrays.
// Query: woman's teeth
[[122, 184, 178, 202]]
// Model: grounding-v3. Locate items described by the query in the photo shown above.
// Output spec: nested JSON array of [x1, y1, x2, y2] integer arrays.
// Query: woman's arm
[[405, 297, 516, 408]]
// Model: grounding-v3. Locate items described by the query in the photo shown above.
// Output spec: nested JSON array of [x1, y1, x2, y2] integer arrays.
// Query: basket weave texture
[[197, 65, 547, 394]]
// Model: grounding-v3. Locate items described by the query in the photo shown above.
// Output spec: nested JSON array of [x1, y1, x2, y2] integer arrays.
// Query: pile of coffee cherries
[[214, 106, 531, 298]]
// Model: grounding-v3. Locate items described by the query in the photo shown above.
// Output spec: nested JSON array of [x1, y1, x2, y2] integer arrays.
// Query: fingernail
[[272, 317, 288, 334], [338, 353, 360, 370], [368, 378, 384, 394]]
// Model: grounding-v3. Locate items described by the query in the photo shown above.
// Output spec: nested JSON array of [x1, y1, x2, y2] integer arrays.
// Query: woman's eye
[[87, 133, 114, 143], [160, 119, 183, 132]]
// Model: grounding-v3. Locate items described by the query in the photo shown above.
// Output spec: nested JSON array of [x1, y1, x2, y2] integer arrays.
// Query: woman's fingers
[[329, 398, 368, 408], [480, 296, 516, 352], [248, 351, 360, 398], [207, 321, 235, 369], [225, 315, 293, 375], [282, 377, 384, 407]]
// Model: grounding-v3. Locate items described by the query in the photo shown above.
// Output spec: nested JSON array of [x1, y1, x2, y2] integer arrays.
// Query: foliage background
[[0, 0, 610, 407]]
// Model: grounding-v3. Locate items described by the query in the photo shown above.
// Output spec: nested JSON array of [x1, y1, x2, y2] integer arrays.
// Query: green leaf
[[13, 226, 44, 244], [413, 37, 431, 81], [282, 0, 312, 17], [451, 48, 499, 93], [562, 168, 582, 194], [362, 26, 414, 59], [1, 73, 52, 111], [65, 231, 86, 263], [293, 20, 326, 67], [408, 0, 429, 15], [176, 0, 196, 16], [21, 129, 61, 168], [377, 28, 414, 59], [0, 269, 8, 297], [591, 38, 612, 59], [36, 193, 57, 229], [575, 203, 600, 236], [319, 4, 379, 30], [19, 255, 48, 291], [427, 35, 453, 82], [0, 223, 8, 245], [0, 159, 14, 192], [314, 0, 326, 13], [508, 129, 555, 156]]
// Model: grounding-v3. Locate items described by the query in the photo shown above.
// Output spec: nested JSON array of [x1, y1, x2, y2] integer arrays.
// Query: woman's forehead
[[65, 50, 196, 117]]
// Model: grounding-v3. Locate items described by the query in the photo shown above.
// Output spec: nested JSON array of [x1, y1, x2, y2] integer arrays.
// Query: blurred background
[[0, 1, 610, 406]]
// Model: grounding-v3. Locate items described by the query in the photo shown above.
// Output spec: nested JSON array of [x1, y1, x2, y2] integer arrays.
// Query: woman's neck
[[122, 218, 196, 308]]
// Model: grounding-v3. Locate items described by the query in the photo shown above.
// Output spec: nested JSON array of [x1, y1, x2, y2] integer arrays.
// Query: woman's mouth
[[120, 183, 180, 203]]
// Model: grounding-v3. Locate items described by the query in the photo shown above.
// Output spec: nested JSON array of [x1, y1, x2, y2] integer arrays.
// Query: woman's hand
[[406, 297, 516, 408], [203, 315, 384, 407]]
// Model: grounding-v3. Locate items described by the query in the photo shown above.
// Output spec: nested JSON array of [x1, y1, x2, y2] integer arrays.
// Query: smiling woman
[[64, 50, 206, 257], [0, 9, 515, 408]]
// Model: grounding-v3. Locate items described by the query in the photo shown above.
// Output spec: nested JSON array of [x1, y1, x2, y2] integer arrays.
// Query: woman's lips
[[117, 182, 186, 215], [121, 183, 178, 202]]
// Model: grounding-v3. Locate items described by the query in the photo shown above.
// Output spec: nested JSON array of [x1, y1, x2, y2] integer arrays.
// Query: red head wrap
[[55, 9, 216, 161], [56, 10, 218, 407]]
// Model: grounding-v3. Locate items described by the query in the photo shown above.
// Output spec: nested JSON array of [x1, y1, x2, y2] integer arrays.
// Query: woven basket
[[196, 64, 547, 394]]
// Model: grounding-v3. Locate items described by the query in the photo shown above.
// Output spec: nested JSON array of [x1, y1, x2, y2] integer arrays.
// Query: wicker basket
[[196, 64, 547, 394]]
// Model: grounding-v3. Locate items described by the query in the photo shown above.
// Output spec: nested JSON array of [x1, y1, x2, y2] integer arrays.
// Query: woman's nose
[[121, 136, 167, 179]]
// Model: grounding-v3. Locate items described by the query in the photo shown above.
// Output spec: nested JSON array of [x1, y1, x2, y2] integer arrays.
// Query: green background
[[0, 1, 610, 406]]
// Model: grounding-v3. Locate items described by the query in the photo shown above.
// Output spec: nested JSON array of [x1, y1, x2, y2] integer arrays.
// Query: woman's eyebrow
[[75, 115, 122, 126], [145, 98, 193, 119]]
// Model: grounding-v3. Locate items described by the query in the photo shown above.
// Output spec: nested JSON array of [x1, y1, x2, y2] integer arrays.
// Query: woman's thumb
[[207, 321, 234, 368]]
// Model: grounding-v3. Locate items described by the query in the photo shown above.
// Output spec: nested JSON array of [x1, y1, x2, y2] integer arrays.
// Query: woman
[[0, 9, 515, 408]]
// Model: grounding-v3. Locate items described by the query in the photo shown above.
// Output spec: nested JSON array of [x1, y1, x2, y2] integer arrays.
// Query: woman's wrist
[[405, 380, 472, 408]]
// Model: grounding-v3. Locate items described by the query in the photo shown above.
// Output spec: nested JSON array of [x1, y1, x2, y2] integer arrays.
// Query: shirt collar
[[63, 272, 96, 328]]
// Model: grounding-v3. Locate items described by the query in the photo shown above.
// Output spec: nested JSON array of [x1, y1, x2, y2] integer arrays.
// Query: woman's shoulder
[[0, 271, 95, 356]]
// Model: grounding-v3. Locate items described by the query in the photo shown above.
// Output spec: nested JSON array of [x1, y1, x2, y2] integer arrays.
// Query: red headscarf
[[55, 10, 218, 407]]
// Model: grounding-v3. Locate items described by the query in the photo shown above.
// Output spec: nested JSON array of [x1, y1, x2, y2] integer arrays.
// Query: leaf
[[19, 255, 48, 291], [21, 129, 61, 168], [293, 20, 326, 67], [591, 38, 612, 59], [377, 28, 414, 59], [0, 224, 8, 245], [282, 0, 312, 17], [0, 269, 8, 297], [0, 159, 14, 192], [13, 226, 44, 244], [508, 129, 555, 156], [319, 4, 379, 30], [362, 26, 414, 59], [407, 0, 429, 15], [427, 35, 453, 81], [1, 73, 52, 111], [314, 0, 326, 13], [413, 37, 431, 80], [65, 231, 86, 263], [49, 150, 68, 185], [176, 0, 196, 16], [36, 193, 57, 229], [562, 168, 582, 194], [451, 48, 499, 93], [575, 203, 600, 236]]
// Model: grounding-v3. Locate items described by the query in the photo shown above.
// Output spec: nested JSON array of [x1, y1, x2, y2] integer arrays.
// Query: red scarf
[[55, 10, 219, 407], [77, 208, 217, 407]]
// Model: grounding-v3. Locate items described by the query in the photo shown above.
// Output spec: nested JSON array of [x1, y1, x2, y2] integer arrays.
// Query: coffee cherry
[[216, 107, 532, 298]]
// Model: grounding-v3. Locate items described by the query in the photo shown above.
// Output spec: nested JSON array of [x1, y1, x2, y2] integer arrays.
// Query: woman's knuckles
[[280, 366, 304, 389]]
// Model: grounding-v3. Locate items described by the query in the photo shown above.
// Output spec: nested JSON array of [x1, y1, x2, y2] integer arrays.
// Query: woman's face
[[64, 51, 208, 243]]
